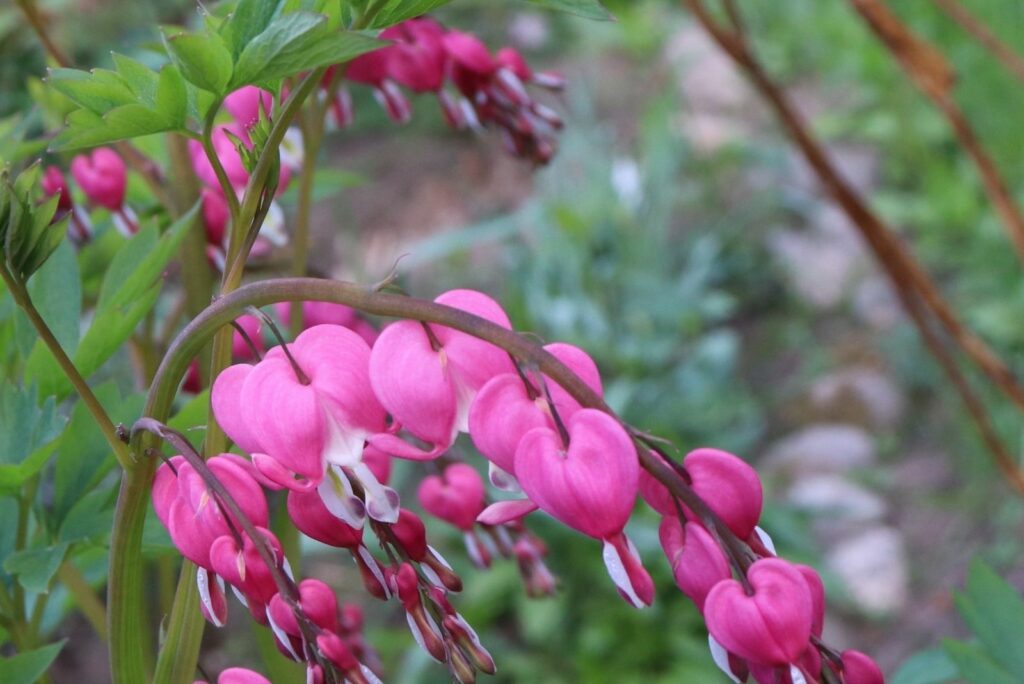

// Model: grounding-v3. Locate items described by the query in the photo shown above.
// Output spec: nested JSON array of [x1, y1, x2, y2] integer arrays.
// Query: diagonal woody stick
[[682, 0, 1024, 493], [848, 0, 1024, 264]]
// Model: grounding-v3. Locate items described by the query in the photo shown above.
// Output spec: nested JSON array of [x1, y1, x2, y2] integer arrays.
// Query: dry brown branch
[[682, 0, 1024, 493], [849, 0, 1024, 264], [932, 0, 1024, 84]]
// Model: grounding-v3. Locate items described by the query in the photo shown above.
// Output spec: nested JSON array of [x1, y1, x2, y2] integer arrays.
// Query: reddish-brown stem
[[932, 0, 1024, 84], [683, 0, 1024, 494]]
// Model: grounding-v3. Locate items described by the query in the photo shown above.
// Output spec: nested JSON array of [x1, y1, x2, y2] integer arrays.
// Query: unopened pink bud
[[224, 86, 273, 129], [218, 668, 272, 684], [840, 650, 885, 684], [684, 448, 763, 539], [659, 517, 730, 611]]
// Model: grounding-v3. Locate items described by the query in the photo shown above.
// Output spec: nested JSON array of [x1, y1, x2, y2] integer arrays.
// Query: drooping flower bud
[[658, 516, 731, 612], [838, 650, 885, 684], [70, 147, 137, 235], [417, 463, 486, 531], [369, 289, 514, 460]]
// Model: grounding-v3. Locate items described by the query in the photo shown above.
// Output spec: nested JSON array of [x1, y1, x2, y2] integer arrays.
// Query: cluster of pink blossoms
[[325, 18, 564, 164], [153, 288, 884, 683], [41, 147, 136, 243], [640, 452, 883, 683]]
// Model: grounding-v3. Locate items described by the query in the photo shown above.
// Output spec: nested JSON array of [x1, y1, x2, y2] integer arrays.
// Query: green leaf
[[891, 648, 958, 684], [229, 8, 382, 90], [3, 542, 70, 594], [954, 559, 1024, 675], [222, 0, 286, 57], [0, 641, 66, 684], [59, 486, 116, 544], [0, 384, 64, 493], [365, 0, 453, 28], [524, 0, 613, 20], [25, 205, 197, 398], [49, 63, 190, 151], [168, 389, 210, 434], [942, 640, 1016, 684], [165, 31, 234, 95], [53, 383, 144, 528], [25, 240, 80, 356]]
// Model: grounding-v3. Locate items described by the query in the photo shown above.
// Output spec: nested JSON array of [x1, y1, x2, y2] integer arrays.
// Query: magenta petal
[[417, 463, 486, 530], [370, 320, 457, 447], [684, 448, 763, 539], [368, 433, 447, 461], [468, 373, 547, 475], [704, 558, 814, 666], [211, 364, 263, 455], [477, 499, 538, 525], [659, 517, 731, 611], [244, 356, 326, 483], [542, 342, 603, 418], [515, 409, 638, 539], [432, 289, 515, 393]]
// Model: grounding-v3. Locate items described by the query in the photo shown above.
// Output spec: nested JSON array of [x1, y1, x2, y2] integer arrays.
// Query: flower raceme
[[156, 286, 882, 682]]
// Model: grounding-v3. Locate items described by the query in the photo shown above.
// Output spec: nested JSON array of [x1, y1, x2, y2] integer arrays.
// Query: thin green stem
[[202, 98, 241, 224], [0, 264, 131, 470]]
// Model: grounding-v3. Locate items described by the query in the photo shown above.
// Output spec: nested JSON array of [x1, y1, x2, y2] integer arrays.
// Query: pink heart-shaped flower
[[704, 558, 813, 666], [417, 463, 486, 530]]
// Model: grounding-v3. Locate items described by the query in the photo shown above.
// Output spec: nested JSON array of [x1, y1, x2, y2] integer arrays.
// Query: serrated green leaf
[[222, 0, 286, 57], [942, 640, 1016, 684], [3, 543, 70, 594], [25, 205, 197, 398], [110, 54, 160, 105], [165, 32, 234, 95], [47, 68, 136, 113], [524, 0, 613, 20], [0, 641, 66, 684], [0, 384, 64, 480], [955, 560, 1024, 675], [366, 0, 453, 28]]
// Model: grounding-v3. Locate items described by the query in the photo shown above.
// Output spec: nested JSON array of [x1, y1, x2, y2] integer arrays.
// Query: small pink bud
[[391, 508, 429, 561], [840, 650, 885, 684], [70, 147, 126, 210], [286, 488, 363, 548], [267, 579, 339, 637], [417, 463, 486, 531], [704, 558, 814, 666]]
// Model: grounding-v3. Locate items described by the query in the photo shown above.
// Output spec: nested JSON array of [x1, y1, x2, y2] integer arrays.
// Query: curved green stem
[[201, 98, 241, 224]]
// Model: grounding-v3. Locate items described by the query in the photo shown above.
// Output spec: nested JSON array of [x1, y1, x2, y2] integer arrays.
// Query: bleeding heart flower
[[417, 463, 486, 531], [514, 408, 652, 607], [151, 454, 269, 571], [267, 578, 339, 638], [70, 147, 137, 236], [369, 289, 514, 460], [70, 147, 126, 210], [659, 516, 731, 612], [209, 527, 287, 624], [213, 324, 386, 490], [704, 558, 814, 666], [469, 341, 602, 488]]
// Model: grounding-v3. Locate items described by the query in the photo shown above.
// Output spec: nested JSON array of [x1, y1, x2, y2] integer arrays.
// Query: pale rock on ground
[[826, 526, 910, 616], [762, 423, 877, 476]]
